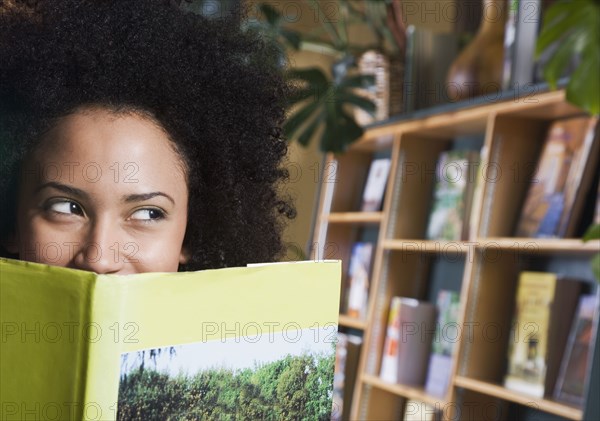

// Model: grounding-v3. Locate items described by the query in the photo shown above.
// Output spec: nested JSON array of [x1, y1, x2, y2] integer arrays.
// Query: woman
[[0, 0, 296, 273]]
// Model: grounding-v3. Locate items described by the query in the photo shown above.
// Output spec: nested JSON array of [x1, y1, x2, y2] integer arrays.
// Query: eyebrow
[[36, 182, 175, 205], [122, 192, 175, 205], [36, 182, 89, 199]]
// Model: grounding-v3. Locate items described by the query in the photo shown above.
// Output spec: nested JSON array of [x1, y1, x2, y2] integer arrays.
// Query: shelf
[[382, 239, 471, 253], [313, 88, 599, 421], [339, 314, 367, 330], [362, 374, 446, 408], [454, 376, 583, 421], [475, 238, 600, 255], [326, 212, 383, 224], [358, 88, 579, 142]]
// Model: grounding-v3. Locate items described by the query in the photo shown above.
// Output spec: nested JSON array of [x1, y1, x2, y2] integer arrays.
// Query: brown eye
[[47, 200, 84, 216], [130, 208, 165, 221]]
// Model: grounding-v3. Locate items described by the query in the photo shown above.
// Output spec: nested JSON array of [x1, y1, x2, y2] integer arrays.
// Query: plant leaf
[[591, 253, 600, 283], [286, 68, 329, 90], [336, 90, 377, 113], [286, 88, 318, 106], [541, 29, 582, 88], [284, 100, 322, 139], [338, 74, 375, 89], [280, 29, 302, 50], [583, 224, 600, 242], [321, 106, 364, 152], [259, 3, 281, 26], [297, 113, 324, 147], [536, 1, 583, 55], [567, 47, 600, 115]]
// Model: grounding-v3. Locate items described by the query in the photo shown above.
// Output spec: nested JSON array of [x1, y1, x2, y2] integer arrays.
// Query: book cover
[[516, 116, 599, 238], [425, 290, 460, 398], [396, 298, 437, 386], [554, 293, 600, 406], [379, 297, 402, 383], [346, 243, 374, 320], [426, 150, 478, 241], [0, 258, 341, 421], [504, 272, 582, 398], [361, 158, 392, 212], [332, 332, 362, 421]]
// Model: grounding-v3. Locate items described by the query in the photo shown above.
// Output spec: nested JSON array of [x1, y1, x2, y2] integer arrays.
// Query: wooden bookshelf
[[327, 212, 384, 224], [311, 89, 600, 420]]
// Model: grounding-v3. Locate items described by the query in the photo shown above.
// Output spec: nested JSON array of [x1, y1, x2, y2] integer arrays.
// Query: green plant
[[536, 0, 600, 280], [248, 1, 406, 152], [536, 0, 600, 115], [583, 223, 600, 282]]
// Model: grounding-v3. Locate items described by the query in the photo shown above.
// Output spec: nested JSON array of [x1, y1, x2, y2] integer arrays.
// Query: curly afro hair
[[0, 0, 296, 270]]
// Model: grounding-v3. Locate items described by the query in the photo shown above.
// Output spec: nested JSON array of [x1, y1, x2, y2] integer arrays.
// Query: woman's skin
[[5, 106, 189, 274]]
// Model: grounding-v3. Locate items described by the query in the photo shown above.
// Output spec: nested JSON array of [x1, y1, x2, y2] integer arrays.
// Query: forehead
[[24, 108, 188, 195]]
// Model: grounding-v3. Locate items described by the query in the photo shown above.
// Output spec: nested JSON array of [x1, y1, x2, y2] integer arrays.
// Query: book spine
[[380, 297, 402, 383]]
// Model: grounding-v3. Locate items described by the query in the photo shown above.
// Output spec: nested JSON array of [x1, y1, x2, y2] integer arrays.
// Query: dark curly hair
[[0, 0, 296, 270]]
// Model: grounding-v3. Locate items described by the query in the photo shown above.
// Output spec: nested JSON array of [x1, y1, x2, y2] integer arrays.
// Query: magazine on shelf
[[346, 243, 374, 320], [0, 258, 341, 421], [360, 158, 392, 212], [332, 332, 362, 421], [425, 290, 460, 398], [504, 271, 582, 398], [380, 297, 436, 386], [554, 293, 600, 406], [516, 116, 599, 238], [426, 150, 479, 241]]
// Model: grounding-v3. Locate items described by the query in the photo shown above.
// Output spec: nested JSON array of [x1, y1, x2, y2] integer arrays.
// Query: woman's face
[[9, 107, 189, 274]]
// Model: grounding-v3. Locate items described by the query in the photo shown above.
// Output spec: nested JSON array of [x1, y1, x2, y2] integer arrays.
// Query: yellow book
[[504, 271, 581, 398], [0, 258, 341, 420]]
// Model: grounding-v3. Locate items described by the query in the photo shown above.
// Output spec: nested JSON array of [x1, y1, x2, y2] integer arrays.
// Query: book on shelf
[[425, 290, 460, 398], [379, 297, 437, 386], [360, 158, 392, 212], [332, 332, 362, 421], [504, 271, 583, 398], [515, 116, 599, 238], [467, 144, 488, 240], [380, 296, 402, 383], [426, 150, 480, 241], [554, 293, 600, 407], [346, 242, 374, 320], [503, 0, 541, 88], [0, 258, 341, 421], [403, 399, 441, 421]]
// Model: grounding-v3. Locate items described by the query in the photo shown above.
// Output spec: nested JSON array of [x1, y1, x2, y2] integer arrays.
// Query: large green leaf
[[542, 29, 582, 89], [284, 100, 322, 139], [297, 113, 324, 147], [536, 5, 586, 54], [583, 224, 600, 242], [567, 48, 600, 115], [536, 0, 600, 115], [338, 74, 375, 89], [259, 3, 280, 26], [335, 90, 377, 113]]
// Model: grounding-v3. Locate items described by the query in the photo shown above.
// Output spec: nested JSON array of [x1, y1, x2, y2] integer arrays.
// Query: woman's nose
[[71, 218, 126, 274]]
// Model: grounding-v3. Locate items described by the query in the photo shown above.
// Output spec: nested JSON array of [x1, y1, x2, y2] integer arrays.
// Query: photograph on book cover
[[117, 326, 337, 420], [0, 258, 341, 421]]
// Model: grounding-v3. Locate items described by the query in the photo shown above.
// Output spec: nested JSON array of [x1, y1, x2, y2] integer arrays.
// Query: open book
[[0, 258, 341, 420]]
